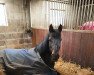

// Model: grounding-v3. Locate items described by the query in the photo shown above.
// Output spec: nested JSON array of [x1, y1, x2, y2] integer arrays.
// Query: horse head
[[48, 24, 62, 63]]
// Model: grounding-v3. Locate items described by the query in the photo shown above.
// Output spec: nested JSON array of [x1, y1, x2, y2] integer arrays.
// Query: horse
[[0, 24, 62, 75]]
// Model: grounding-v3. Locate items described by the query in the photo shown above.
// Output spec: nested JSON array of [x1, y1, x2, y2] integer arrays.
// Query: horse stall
[[31, 0, 94, 75], [0, 0, 94, 75]]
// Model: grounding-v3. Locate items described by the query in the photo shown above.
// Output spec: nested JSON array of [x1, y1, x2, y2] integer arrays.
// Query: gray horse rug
[[0, 48, 57, 75]]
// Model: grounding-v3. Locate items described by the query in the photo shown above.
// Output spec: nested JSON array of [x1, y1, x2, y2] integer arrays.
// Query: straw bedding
[[54, 58, 94, 75]]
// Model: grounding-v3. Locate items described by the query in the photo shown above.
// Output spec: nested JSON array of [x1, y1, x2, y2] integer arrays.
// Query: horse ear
[[49, 24, 54, 32], [58, 24, 62, 32]]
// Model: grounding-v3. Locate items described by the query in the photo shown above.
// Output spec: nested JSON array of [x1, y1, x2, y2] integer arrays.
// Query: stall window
[[0, 4, 8, 26]]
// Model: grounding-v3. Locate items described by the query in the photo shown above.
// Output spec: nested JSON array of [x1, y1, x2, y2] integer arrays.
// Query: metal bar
[[89, 0, 93, 21], [57, 2, 59, 27], [71, 0, 75, 29], [65, 1, 68, 28], [69, 0, 72, 29], [45, 1, 49, 29], [74, 0, 79, 29], [90, 0, 94, 27], [76, 0, 81, 28], [70, 0, 73, 29], [68, 0, 71, 29], [54, 1, 57, 27], [79, 0, 85, 26], [55, 1, 57, 27], [85, 0, 91, 27], [55, 2, 57, 27], [83, 0, 88, 24], [72, 0, 76, 29], [48, 1, 50, 29], [51, 0, 53, 26], [45, 0, 47, 28], [49, 2, 51, 24], [62, 0, 64, 26], [60, 2, 62, 26]]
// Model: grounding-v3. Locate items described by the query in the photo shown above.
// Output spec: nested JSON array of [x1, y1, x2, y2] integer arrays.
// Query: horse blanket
[[80, 21, 94, 30], [0, 48, 57, 75]]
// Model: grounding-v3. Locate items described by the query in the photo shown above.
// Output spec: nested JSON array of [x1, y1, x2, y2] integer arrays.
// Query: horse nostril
[[59, 46, 60, 49], [51, 50, 54, 55]]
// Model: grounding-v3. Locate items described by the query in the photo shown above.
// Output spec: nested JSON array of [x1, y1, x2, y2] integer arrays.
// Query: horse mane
[[34, 33, 50, 55], [34, 33, 54, 68]]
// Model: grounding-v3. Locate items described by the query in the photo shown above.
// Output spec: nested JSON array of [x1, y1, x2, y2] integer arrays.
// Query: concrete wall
[[30, 0, 48, 29], [0, 0, 32, 49]]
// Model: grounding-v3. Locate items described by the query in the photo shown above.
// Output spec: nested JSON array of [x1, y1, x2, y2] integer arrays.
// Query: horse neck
[[35, 34, 54, 68], [35, 34, 50, 55]]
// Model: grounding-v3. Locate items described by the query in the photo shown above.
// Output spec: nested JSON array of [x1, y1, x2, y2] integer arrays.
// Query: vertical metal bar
[[60, 2, 62, 26], [55, 1, 58, 28], [89, 0, 93, 21], [70, 0, 73, 29], [85, 0, 91, 28], [54, 0, 58, 27], [49, 1, 51, 25], [62, 0, 64, 26], [51, 1, 53, 26], [47, 0, 50, 29], [86, 0, 90, 21], [58, 1, 60, 27], [73, 0, 77, 29], [92, 4, 94, 24], [83, 0, 88, 24], [71, 0, 74, 29], [44, 0, 45, 28], [79, 0, 85, 26], [66, 1, 70, 29], [74, 0, 79, 29], [68, 1, 71, 29], [61, 1, 65, 26], [46, 0, 49, 29], [64, 1, 68, 28], [56, 1, 59, 27], [45, 0, 47, 28], [53, 0, 55, 26], [56, 1, 59, 26], [64, 1, 68, 29], [76, 0, 81, 28], [90, 0, 94, 27]]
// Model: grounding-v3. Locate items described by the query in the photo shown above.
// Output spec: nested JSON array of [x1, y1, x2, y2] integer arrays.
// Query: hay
[[54, 58, 94, 75], [0, 64, 6, 75]]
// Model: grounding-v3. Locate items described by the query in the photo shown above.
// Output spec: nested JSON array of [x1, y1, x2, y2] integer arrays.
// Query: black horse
[[0, 24, 62, 75]]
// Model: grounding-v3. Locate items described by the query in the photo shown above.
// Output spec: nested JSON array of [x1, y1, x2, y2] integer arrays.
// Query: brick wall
[[0, 0, 32, 50]]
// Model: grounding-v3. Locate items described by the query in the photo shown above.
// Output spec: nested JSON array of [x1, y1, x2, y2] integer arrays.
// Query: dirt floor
[[54, 58, 94, 75]]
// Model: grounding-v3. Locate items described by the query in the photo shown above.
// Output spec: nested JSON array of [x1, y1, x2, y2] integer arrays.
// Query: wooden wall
[[32, 28, 48, 47], [61, 30, 94, 70], [32, 28, 94, 70]]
